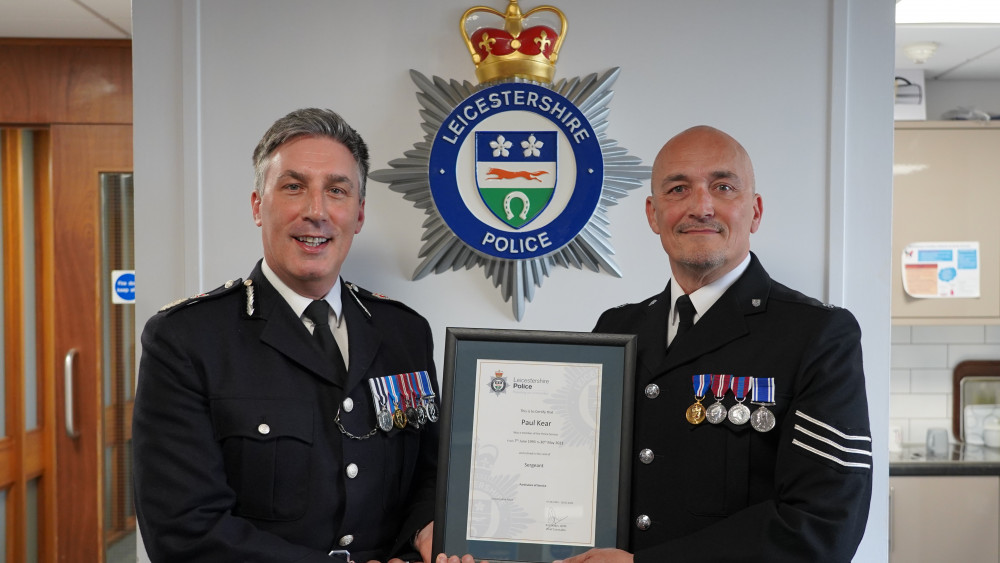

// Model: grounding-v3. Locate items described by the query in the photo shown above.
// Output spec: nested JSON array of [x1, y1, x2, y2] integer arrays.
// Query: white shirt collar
[[670, 253, 752, 328], [261, 258, 343, 325]]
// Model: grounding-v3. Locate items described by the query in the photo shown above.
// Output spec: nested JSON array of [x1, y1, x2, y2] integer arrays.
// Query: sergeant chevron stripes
[[791, 410, 872, 469]]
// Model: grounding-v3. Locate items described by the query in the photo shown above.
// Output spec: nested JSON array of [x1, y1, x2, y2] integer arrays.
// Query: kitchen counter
[[890, 443, 1000, 476]]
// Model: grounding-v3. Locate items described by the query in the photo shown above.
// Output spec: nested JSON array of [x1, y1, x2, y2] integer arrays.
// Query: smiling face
[[646, 126, 762, 292], [251, 135, 365, 299]]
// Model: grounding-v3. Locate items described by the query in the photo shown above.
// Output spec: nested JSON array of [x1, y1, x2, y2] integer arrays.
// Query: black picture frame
[[432, 327, 637, 563]]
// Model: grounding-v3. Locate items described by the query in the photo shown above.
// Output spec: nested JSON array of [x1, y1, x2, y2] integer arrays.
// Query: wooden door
[[1, 127, 57, 563], [0, 38, 133, 563], [52, 124, 133, 562]]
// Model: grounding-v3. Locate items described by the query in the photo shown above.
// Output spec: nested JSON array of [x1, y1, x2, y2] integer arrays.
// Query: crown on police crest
[[461, 0, 567, 85], [494, 370, 504, 378]]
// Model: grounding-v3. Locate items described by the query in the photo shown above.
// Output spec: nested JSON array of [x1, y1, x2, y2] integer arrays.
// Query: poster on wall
[[901, 241, 980, 298]]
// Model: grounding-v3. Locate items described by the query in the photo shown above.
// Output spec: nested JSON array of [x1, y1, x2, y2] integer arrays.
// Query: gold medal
[[392, 402, 407, 429], [686, 400, 706, 424], [688, 374, 713, 425]]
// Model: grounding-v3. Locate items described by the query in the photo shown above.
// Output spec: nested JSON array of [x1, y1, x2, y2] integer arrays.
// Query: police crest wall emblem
[[370, 0, 650, 320]]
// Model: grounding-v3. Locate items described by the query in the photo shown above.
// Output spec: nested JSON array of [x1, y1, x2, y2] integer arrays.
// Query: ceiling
[[0, 0, 131, 39], [0, 0, 998, 81], [896, 24, 1000, 80]]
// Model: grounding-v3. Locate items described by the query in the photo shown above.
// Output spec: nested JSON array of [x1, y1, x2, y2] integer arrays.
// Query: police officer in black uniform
[[557, 126, 872, 563], [133, 108, 439, 563]]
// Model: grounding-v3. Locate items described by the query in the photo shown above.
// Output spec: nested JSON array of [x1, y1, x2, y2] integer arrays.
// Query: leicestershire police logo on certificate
[[370, 1, 650, 320]]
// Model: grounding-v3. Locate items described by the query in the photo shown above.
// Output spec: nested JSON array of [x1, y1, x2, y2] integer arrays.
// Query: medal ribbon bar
[[731, 376, 752, 402], [710, 374, 732, 399], [692, 373, 712, 398], [751, 377, 775, 404]]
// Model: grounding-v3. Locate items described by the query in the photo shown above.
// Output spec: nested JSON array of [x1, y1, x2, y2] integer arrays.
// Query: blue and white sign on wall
[[111, 270, 136, 304]]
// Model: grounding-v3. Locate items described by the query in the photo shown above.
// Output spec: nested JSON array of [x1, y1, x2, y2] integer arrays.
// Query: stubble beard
[[675, 250, 727, 273]]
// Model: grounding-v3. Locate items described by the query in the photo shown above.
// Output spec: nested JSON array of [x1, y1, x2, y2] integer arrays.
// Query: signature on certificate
[[546, 506, 568, 525]]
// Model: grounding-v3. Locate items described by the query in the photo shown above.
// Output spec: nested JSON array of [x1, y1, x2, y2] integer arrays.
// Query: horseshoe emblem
[[503, 191, 530, 220]]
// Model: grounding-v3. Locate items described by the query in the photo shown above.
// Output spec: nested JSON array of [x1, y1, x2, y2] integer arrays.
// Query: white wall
[[132, 1, 894, 561]]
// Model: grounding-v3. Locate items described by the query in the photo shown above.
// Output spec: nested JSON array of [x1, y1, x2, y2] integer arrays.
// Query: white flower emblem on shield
[[521, 134, 544, 157], [490, 135, 511, 157]]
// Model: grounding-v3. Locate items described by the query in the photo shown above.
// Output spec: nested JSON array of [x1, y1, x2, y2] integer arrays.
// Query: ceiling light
[[903, 42, 939, 64], [897, 0, 1000, 24]]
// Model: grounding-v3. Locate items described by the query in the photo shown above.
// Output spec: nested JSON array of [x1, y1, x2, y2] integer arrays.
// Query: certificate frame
[[433, 327, 636, 563]]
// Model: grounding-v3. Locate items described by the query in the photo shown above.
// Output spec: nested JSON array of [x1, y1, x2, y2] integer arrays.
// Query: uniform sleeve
[[132, 313, 331, 563], [635, 308, 872, 563], [388, 315, 441, 559]]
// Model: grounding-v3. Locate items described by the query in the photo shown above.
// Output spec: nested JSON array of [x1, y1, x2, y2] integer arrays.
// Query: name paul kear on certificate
[[467, 359, 602, 547]]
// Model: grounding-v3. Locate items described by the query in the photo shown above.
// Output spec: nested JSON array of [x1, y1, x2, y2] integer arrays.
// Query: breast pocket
[[684, 421, 752, 517], [379, 424, 421, 511], [211, 398, 314, 521]]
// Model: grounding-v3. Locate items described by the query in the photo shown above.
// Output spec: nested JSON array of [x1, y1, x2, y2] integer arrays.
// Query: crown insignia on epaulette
[[462, 0, 567, 84]]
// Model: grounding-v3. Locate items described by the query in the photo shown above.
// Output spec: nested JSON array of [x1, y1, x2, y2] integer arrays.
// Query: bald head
[[653, 125, 756, 195]]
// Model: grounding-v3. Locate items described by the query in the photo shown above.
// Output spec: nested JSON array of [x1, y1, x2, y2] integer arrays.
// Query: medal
[[418, 371, 439, 423], [397, 374, 420, 427], [409, 374, 428, 425], [369, 378, 394, 432], [413, 371, 437, 422], [751, 406, 776, 432], [705, 374, 732, 424], [403, 373, 424, 426], [727, 376, 753, 425], [686, 374, 712, 424], [686, 402, 706, 424], [386, 374, 407, 429], [750, 377, 777, 432], [426, 400, 439, 423]]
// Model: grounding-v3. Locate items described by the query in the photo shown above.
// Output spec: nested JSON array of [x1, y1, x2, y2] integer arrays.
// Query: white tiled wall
[[890, 324, 1000, 445]]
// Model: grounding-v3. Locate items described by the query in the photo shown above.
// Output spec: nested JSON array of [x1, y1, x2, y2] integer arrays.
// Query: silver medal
[[728, 402, 751, 425], [426, 400, 439, 422], [751, 406, 776, 432], [705, 401, 728, 424], [377, 408, 394, 432]]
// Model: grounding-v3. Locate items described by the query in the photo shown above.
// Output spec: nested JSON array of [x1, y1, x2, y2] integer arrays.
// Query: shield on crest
[[475, 130, 557, 229]]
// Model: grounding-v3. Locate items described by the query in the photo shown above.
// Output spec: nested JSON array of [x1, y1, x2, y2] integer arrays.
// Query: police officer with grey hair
[[134, 108, 439, 563]]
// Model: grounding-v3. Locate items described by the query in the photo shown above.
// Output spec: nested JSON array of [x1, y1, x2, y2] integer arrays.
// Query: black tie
[[303, 299, 347, 379], [675, 294, 696, 340]]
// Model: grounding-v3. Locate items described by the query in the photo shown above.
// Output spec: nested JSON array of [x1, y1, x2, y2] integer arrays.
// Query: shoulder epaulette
[[158, 278, 243, 313], [345, 281, 419, 318]]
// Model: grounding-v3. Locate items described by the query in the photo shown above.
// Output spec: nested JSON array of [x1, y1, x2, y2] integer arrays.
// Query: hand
[[434, 554, 490, 563], [553, 548, 634, 563], [414, 522, 433, 563]]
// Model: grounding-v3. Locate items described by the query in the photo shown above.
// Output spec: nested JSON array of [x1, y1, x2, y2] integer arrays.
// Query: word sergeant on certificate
[[467, 359, 602, 547]]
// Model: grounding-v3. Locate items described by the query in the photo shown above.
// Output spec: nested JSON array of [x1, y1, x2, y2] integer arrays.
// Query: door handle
[[64, 348, 80, 438], [888, 485, 894, 553]]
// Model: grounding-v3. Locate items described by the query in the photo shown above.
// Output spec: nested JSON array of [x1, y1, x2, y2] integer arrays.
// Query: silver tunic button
[[338, 535, 353, 546], [346, 463, 359, 479], [639, 448, 654, 464], [257, 423, 270, 435], [343, 397, 354, 412], [644, 384, 660, 399], [635, 514, 651, 530]]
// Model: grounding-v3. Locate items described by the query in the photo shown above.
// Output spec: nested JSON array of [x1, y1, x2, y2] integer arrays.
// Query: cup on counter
[[984, 419, 1000, 449], [889, 425, 903, 452], [926, 427, 950, 456]]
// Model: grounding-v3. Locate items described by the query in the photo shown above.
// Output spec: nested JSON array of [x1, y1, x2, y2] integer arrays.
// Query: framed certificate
[[433, 328, 636, 562]]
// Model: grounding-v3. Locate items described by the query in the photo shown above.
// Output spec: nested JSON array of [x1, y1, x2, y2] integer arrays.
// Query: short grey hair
[[252, 108, 370, 200]]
